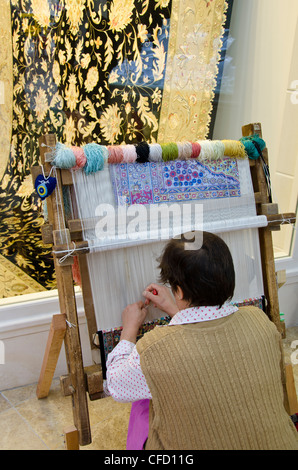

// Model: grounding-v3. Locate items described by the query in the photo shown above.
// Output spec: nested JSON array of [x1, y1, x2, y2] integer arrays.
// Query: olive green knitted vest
[[137, 307, 298, 450]]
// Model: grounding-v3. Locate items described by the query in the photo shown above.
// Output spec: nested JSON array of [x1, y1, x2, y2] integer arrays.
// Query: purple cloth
[[126, 399, 150, 450]]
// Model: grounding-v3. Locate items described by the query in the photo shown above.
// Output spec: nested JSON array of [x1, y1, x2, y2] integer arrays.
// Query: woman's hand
[[120, 301, 148, 343], [143, 284, 179, 318]]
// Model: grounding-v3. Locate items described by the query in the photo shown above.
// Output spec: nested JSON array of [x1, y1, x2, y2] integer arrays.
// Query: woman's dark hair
[[158, 232, 235, 308]]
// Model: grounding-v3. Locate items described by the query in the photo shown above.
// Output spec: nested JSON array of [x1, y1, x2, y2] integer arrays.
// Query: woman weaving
[[105, 232, 298, 450]]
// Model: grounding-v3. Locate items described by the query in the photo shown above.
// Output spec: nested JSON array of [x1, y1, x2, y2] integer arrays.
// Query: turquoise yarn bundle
[[52, 142, 76, 169], [83, 143, 107, 174], [240, 134, 266, 160]]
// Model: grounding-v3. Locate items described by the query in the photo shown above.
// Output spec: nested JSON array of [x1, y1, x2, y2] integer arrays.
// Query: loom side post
[[35, 134, 92, 446], [243, 122, 298, 418], [258, 226, 283, 332], [242, 123, 283, 335], [59, 262, 91, 446]]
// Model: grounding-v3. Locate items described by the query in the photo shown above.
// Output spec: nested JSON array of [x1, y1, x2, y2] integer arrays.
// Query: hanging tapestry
[[158, 0, 230, 142], [0, 0, 231, 297], [110, 159, 241, 206]]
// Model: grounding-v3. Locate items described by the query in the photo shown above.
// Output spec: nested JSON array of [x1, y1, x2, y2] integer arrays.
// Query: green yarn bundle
[[160, 143, 179, 161]]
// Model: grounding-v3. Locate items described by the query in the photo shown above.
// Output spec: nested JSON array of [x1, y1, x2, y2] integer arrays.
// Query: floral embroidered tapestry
[[110, 159, 241, 206], [0, 0, 231, 297]]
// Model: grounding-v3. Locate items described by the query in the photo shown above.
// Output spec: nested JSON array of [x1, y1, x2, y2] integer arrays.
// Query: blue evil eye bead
[[37, 182, 48, 199], [34, 174, 57, 200]]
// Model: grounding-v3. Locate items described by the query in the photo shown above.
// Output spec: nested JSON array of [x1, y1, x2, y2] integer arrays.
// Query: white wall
[[0, 291, 93, 390], [214, 0, 298, 327], [276, 231, 298, 327], [214, 0, 298, 148]]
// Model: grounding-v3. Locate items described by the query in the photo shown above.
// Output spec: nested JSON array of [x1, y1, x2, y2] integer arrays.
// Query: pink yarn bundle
[[191, 142, 201, 159], [107, 145, 124, 164], [122, 144, 137, 163], [71, 146, 87, 170]]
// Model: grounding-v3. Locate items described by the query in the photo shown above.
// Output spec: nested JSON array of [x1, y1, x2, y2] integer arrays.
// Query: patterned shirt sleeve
[[105, 339, 152, 402]]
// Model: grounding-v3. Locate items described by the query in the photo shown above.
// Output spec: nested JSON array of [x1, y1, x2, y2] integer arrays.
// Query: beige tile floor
[[0, 327, 297, 450], [0, 379, 131, 450]]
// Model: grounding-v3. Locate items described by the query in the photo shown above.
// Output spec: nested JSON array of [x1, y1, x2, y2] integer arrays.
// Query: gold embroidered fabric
[[0, 0, 228, 298], [0, 253, 46, 297], [158, 0, 228, 142], [0, 0, 13, 181]]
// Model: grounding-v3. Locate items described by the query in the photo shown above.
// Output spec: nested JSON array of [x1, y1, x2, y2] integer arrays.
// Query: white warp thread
[[71, 158, 266, 330]]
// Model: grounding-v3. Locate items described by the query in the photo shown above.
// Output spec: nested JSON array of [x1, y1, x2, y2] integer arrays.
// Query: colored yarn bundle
[[222, 140, 246, 159], [72, 255, 82, 287], [108, 145, 123, 164], [240, 135, 266, 160], [212, 140, 225, 160], [122, 144, 137, 163], [198, 140, 216, 161], [148, 144, 163, 162], [177, 141, 193, 160], [50, 135, 263, 173], [71, 146, 87, 170], [53, 142, 76, 169], [83, 143, 106, 174], [160, 143, 179, 161], [135, 142, 150, 163], [191, 142, 201, 159]]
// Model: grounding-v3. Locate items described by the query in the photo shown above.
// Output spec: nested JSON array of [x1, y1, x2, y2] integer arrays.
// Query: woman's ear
[[176, 285, 184, 301]]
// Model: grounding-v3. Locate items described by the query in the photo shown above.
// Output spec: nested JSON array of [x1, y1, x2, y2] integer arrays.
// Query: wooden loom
[[31, 122, 298, 449]]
